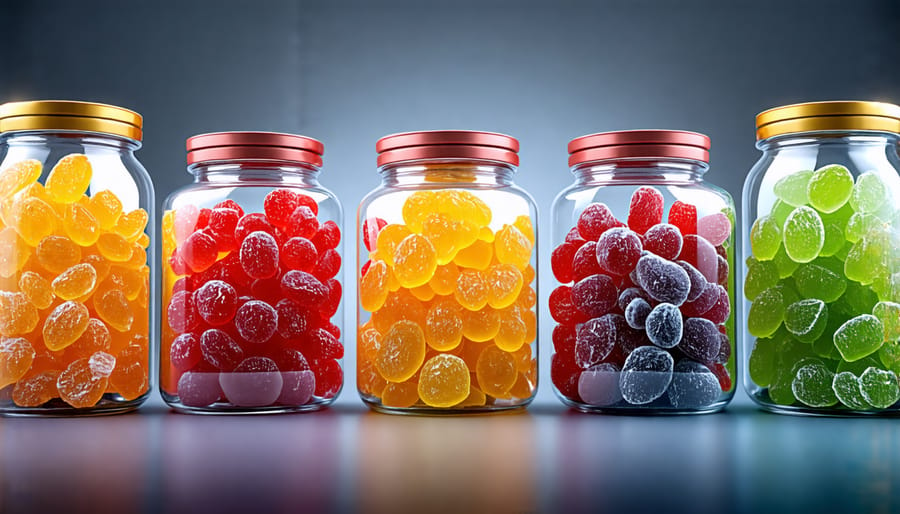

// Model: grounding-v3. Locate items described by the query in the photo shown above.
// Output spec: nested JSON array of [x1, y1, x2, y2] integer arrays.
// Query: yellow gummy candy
[[462, 307, 501, 342], [486, 263, 523, 309], [45, 154, 92, 204], [513, 215, 535, 245], [409, 283, 435, 302], [0, 292, 39, 337], [454, 239, 493, 270], [375, 224, 411, 267], [114, 208, 149, 242], [88, 190, 123, 230], [393, 234, 437, 288], [424, 299, 464, 351], [94, 289, 134, 332], [428, 263, 459, 296], [495, 313, 527, 352], [376, 320, 426, 383], [454, 269, 489, 311], [475, 344, 518, 398], [360, 260, 390, 312], [422, 213, 478, 265], [52, 263, 98, 300], [417, 354, 470, 408], [0, 159, 42, 198], [381, 380, 420, 408], [96, 232, 134, 262], [12, 196, 58, 246], [43, 301, 90, 350], [401, 191, 437, 233], [495, 224, 532, 270], [63, 202, 101, 247], [36, 235, 82, 274], [19, 271, 54, 309]]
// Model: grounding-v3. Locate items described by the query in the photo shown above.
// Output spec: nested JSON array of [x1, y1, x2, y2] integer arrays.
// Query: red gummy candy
[[250, 277, 284, 306], [577, 203, 622, 241], [200, 328, 244, 370], [196, 208, 212, 229], [281, 237, 318, 272], [312, 358, 342, 398], [363, 217, 388, 252], [311, 221, 341, 252], [313, 249, 341, 282], [181, 230, 218, 273], [275, 299, 309, 339], [194, 280, 238, 326], [295, 194, 319, 216], [302, 328, 344, 360], [218, 252, 253, 291], [711, 362, 732, 392], [549, 285, 589, 325], [565, 226, 587, 248], [552, 323, 576, 360], [264, 189, 301, 230], [167, 290, 201, 332], [281, 271, 328, 307], [595, 227, 642, 275], [627, 187, 664, 235], [234, 300, 278, 344], [668, 201, 697, 236], [170, 332, 202, 372], [571, 274, 618, 318], [235, 213, 276, 243], [209, 207, 240, 251], [322, 320, 341, 339], [551, 352, 581, 402], [214, 199, 244, 217], [642, 223, 683, 261], [240, 231, 280, 280], [319, 279, 341, 318], [551, 242, 578, 284], [169, 251, 189, 275], [272, 348, 310, 372], [287, 206, 319, 239], [572, 241, 603, 282]]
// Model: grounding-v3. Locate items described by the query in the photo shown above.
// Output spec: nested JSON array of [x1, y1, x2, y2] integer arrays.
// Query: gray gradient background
[[2, 2, 900, 513]]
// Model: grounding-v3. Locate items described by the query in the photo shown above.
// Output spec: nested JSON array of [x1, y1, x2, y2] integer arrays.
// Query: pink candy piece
[[218, 356, 284, 407], [240, 231, 280, 280], [178, 371, 223, 408], [277, 370, 316, 405], [697, 213, 731, 247], [577, 363, 623, 406]]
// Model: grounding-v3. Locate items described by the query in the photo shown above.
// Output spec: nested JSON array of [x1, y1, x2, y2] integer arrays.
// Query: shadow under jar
[[550, 130, 736, 414], [358, 131, 538, 413], [0, 100, 154, 416], [161, 132, 343, 414], [742, 101, 900, 416]]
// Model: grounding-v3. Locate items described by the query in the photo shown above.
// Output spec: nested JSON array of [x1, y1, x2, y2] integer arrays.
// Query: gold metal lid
[[0, 100, 143, 141], [755, 101, 900, 140]]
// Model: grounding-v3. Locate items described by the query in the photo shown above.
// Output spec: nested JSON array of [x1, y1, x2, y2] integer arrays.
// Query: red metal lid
[[567, 130, 710, 167], [376, 130, 520, 167], [186, 131, 324, 167]]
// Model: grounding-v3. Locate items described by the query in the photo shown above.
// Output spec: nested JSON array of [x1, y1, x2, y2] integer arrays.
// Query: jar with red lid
[[357, 130, 538, 413], [550, 130, 736, 413], [160, 131, 343, 413]]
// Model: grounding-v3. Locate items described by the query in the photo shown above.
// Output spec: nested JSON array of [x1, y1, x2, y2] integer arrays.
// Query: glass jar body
[[550, 159, 736, 413], [741, 132, 900, 415], [357, 160, 538, 413], [160, 161, 343, 413], [0, 131, 154, 415]]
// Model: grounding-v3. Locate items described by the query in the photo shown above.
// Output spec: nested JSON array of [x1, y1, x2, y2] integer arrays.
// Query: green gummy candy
[[808, 164, 854, 213], [768, 368, 797, 405], [841, 281, 879, 315], [771, 200, 795, 227], [832, 371, 872, 410], [858, 367, 900, 409], [744, 257, 779, 301], [750, 215, 782, 261], [793, 262, 847, 303], [837, 354, 882, 375], [785, 299, 828, 342], [849, 171, 887, 214], [844, 212, 880, 243], [774, 170, 813, 207], [844, 235, 887, 285], [792, 361, 838, 407], [749, 336, 778, 387], [748, 286, 788, 337], [878, 342, 900, 374], [819, 222, 845, 257], [772, 246, 799, 278], [834, 314, 884, 362], [783, 206, 824, 263], [872, 301, 900, 341]]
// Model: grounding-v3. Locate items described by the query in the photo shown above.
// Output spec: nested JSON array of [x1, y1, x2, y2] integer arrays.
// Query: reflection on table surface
[[1, 401, 899, 514]]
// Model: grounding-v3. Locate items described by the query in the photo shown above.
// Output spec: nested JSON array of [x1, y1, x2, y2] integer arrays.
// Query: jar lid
[[567, 130, 710, 167], [376, 130, 520, 167], [186, 131, 324, 167], [0, 100, 143, 141], [756, 100, 900, 140]]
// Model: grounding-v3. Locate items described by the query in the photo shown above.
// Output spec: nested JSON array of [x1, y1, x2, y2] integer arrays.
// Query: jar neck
[[757, 131, 900, 153], [187, 160, 322, 185], [571, 158, 708, 186], [0, 130, 141, 152], [378, 159, 516, 188]]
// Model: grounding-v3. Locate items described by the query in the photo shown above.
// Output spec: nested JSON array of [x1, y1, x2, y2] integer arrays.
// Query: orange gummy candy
[[417, 354, 470, 408], [475, 344, 518, 398], [114, 208, 149, 242], [96, 232, 134, 262], [360, 260, 390, 312], [0, 159, 42, 198], [424, 299, 464, 351], [63, 202, 101, 247], [45, 154, 92, 204], [36, 235, 82, 274], [87, 190, 123, 230], [461, 307, 501, 343], [0, 292, 40, 337], [486, 263, 523, 309], [381, 380, 420, 408], [12, 370, 60, 407], [494, 224, 532, 270], [376, 320, 426, 383], [57, 356, 108, 408], [109, 343, 148, 400], [455, 269, 489, 311], [51, 263, 98, 301], [13, 196, 58, 246], [18, 271, 54, 310], [94, 289, 134, 332], [43, 300, 90, 351], [0, 337, 36, 388], [393, 234, 437, 288]]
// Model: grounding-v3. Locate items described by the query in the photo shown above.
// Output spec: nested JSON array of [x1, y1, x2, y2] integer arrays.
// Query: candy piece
[[0, 338, 35, 388], [849, 171, 887, 213], [277, 370, 315, 405], [616, 287, 646, 312], [57, 357, 108, 408], [239, 231, 280, 280], [281, 271, 327, 307], [551, 242, 578, 283], [312, 248, 341, 282], [95, 290, 133, 332], [107, 343, 148, 401], [276, 237, 314, 273], [485, 263, 523, 310], [565, 227, 587, 247], [263, 189, 301, 230], [376, 320, 426, 383], [784, 299, 828, 343], [12, 196, 57, 246], [773, 169, 812, 207], [461, 307, 501, 342], [310, 358, 342, 398], [360, 260, 390, 312], [425, 299, 463, 351], [88, 351, 116, 377], [551, 351, 581, 401], [64, 318, 111, 360], [697, 213, 731, 247], [642, 224, 682, 261], [747, 286, 788, 338], [0, 159, 41, 198], [170, 332, 202, 372], [381, 381, 419, 408], [789, 361, 837, 408], [595, 227, 642, 276], [793, 262, 847, 303], [645, 303, 683, 349], [311, 220, 341, 252], [12, 371, 59, 407], [627, 187, 664, 235], [42, 301, 89, 350], [571, 241, 603, 282], [476, 344, 518, 398], [166, 290, 200, 333], [454, 239, 493, 270], [234, 212, 275, 242], [873, 302, 900, 342], [619, 345, 673, 405], [51, 263, 97, 301], [18, 271, 54, 310], [394, 234, 438, 288], [319, 278, 342, 318], [417, 354, 470, 408], [635, 253, 690, 306], [178, 230, 216, 273], [375, 224, 412, 267], [287, 206, 319, 239], [783, 206, 824, 263], [455, 269, 489, 311], [845, 233, 888, 285], [371, 290, 427, 334], [668, 360, 720, 409], [45, 154, 92, 203], [858, 367, 899, 409], [748, 336, 778, 387], [495, 224, 532, 270], [743, 257, 778, 301], [200, 329, 244, 370], [807, 164, 853, 213], [274, 299, 309, 340], [178, 371, 223, 407], [749, 215, 781, 261], [363, 217, 388, 252], [624, 298, 651, 330], [550, 285, 588, 325], [218, 356, 284, 407], [234, 300, 277, 344], [88, 190, 123, 231], [577, 362, 622, 406], [194, 280, 238, 326], [771, 246, 799, 278], [834, 314, 884, 362], [495, 313, 527, 352], [115, 209, 149, 242], [667, 201, 697, 236], [429, 263, 459, 296], [571, 274, 617, 318], [422, 213, 477, 265], [844, 212, 879, 244], [679, 234, 718, 283], [36, 235, 81, 274], [298, 328, 343, 360], [577, 203, 622, 241], [832, 371, 871, 410], [680, 317, 720, 363], [671, 261, 704, 303], [701, 285, 731, 325], [63, 203, 101, 247], [208, 207, 240, 251], [0, 228, 28, 279], [574, 314, 618, 368]]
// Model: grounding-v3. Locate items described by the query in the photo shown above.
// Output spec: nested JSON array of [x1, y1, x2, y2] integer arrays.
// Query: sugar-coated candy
[[461, 307, 501, 342], [234, 212, 275, 242], [773, 169, 812, 207], [180, 230, 218, 272], [550, 285, 588, 325], [849, 171, 887, 214], [455, 269, 489, 311], [679, 234, 719, 283], [170, 333, 202, 372], [642, 224, 682, 261], [418, 354, 470, 408], [645, 303, 683, 349], [624, 297, 651, 330], [88, 351, 116, 377], [16, 272, 53, 310], [51, 263, 97, 301], [64, 203, 101, 247], [793, 262, 846, 303], [376, 320, 426, 383], [287, 206, 319, 239], [0, 338, 35, 389], [551, 351, 582, 402], [667, 201, 697, 236], [218, 356, 284, 407], [577, 363, 622, 407], [783, 206, 824, 264], [178, 371, 223, 407], [596, 227, 643, 275], [313, 249, 341, 282], [572, 274, 617, 318], [617, 287, 648, 312], [0, 159, 41, 198], [12, 371, 60, 407], [495, 224, 532, 270], [790, 361, 838, 407], [747, 286, 787, 338], [619, 346, 674, 405], [574, 315, 618, 368], [807, 164, 853, 213], [476, 344, 518, 398], [167, 290, 200, 333], [194, 280, 238, 326], [858, 367, 900, 409], [697, 213, 731, 247], [873, 302, 900, 342], [831, 371, 871, 410], [627, 187, 664, 235], [486, 264, 523, 309], [784, 299, 828, 343], [833, 314, 884, 362], [577, 203, 621, 241], [750, 215, 781, 261], [572, 241, 603, 282], [240, 231, 280, 280], [200, 329, 244, 370], [36, 235, 82, 274], [95, 289, 133, 332], [360, 260, 389, 312], [635, 253, 690, 306], [234, 300, 278, 344], [278, 370, 316, 405], [668, 360, 721, 409], [565, 226, 587, 247], [299, 328, 343, 360], [680, 317, 721, 363], [425, 300, 463, 351], [57, 357, 108, 408], [393, 234, 437, 288], [280, 270, 328, 307], [263, 189, 302, 230], [43, 301, 89, 351]]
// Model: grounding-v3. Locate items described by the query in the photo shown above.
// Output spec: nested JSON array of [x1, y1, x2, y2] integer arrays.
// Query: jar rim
[[755, 100, 900, 140], [186, 131, 324, 167], [568, 130, 710, 167], [0, 100, 143, 141], [376, 130, 520, 167]]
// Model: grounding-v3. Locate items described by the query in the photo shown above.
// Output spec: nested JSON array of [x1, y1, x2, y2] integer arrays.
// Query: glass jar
[[357, 130, 538, 413], [160, 132, 343, 413], [742, 101, 900, 415], [0, 100, 153, 415], [550, 130, 736, 414]]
